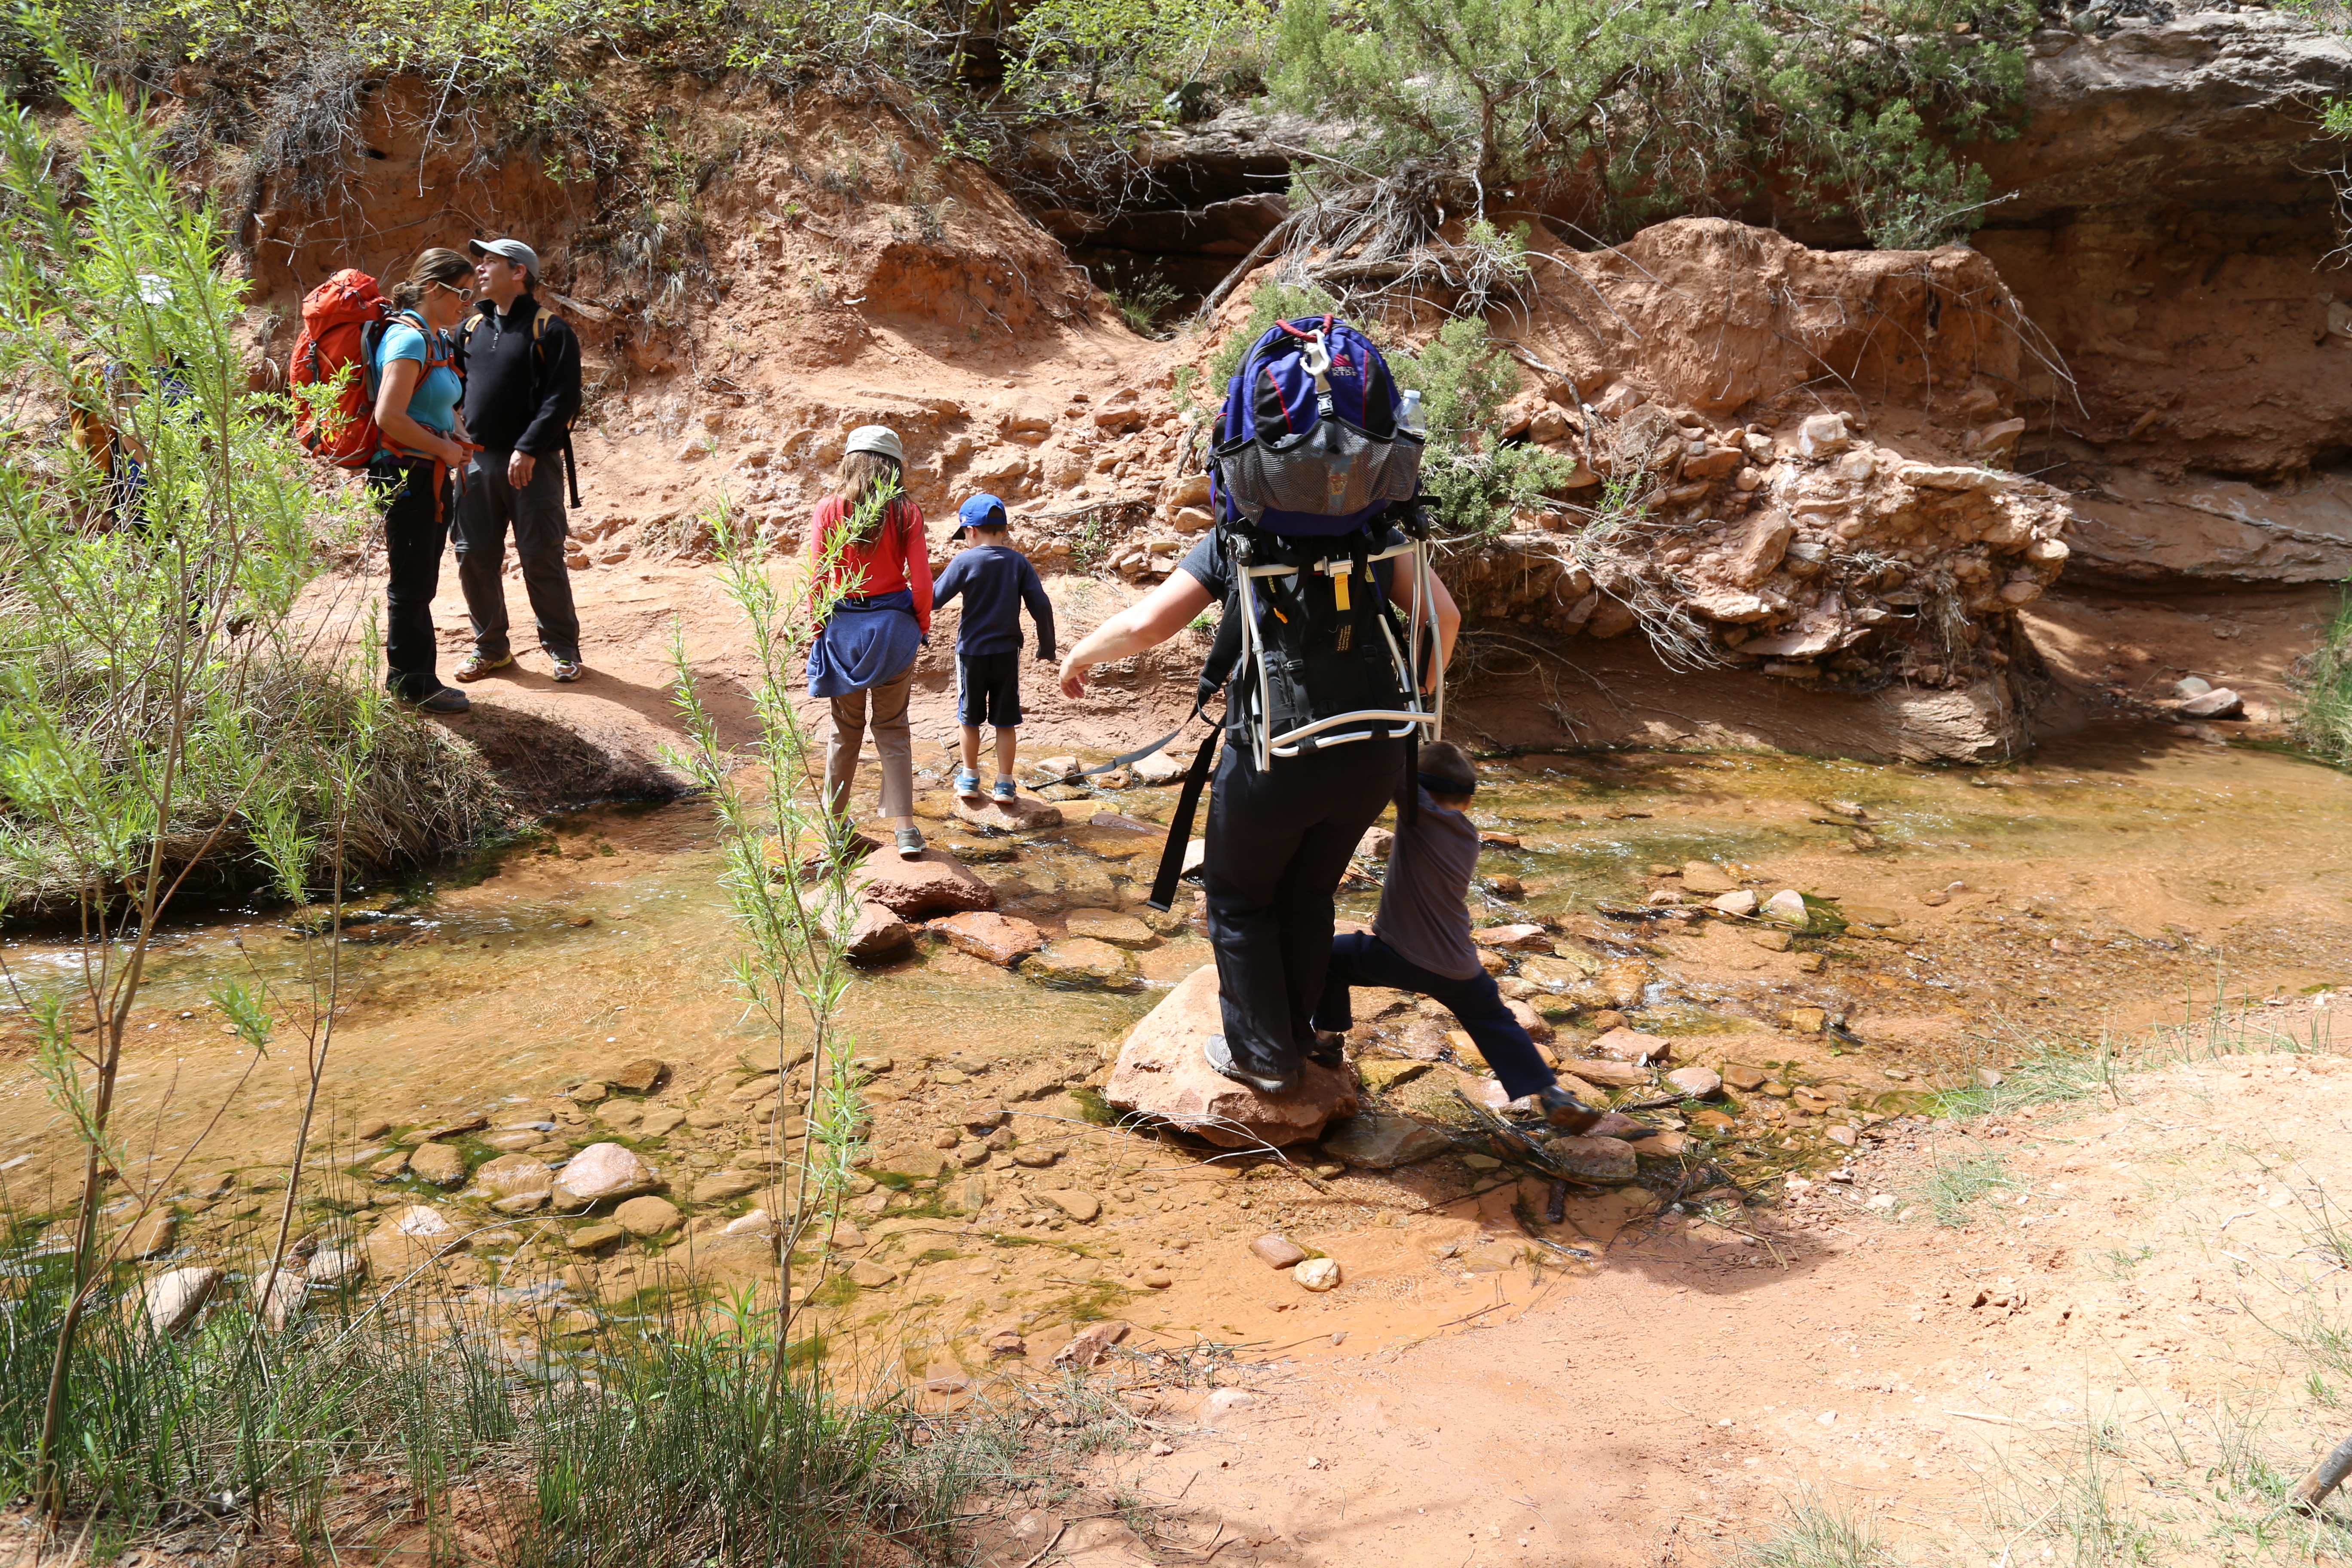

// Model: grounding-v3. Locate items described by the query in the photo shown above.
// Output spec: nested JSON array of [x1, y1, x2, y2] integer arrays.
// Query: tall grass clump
[[2289, 588, 2352, 766]]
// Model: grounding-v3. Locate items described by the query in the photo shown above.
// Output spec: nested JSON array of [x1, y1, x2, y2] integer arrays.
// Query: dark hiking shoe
[[404, 686, 471, 715], [1305, 1029, 1347, 1071], [1203, 1033, 1295, 1096], [1536, 1084, 1604, 1135]]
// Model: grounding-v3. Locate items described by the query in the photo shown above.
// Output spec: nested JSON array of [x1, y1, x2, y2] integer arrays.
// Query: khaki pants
[[824, 662, 915, 821]]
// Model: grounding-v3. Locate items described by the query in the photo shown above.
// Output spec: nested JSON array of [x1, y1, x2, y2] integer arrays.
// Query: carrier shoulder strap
[[1144, 728, 1220, 912]]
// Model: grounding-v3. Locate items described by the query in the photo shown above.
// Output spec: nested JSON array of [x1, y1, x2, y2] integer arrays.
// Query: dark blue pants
[[1313, 931, 1559, 1101], [1203, 736, 1404, 1079]]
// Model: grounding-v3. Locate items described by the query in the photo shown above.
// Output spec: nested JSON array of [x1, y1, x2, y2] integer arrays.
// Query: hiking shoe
[[894, 827, 925, 860], [549, 657, 584, 683], [404, 686, 471, 715], [1202, 1033, 1295, 1096], [453, 652, 511, 683], [1536, 1084, 1604, 1135], [1305, 1029, 1347, 1071], [992, 777, 1017, 803], [953, 768, 983, 799]]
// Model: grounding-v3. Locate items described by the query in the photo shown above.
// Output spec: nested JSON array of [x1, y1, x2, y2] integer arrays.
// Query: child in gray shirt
[[1309, 741, 1607, 1132]]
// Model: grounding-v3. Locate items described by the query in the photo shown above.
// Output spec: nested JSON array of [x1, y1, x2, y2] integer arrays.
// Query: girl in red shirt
[[806, 425, 934, 858]]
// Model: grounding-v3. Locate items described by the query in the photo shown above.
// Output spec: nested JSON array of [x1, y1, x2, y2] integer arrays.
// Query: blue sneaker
[[992, 777, 1017, 803], [953, 768, 982, 799]]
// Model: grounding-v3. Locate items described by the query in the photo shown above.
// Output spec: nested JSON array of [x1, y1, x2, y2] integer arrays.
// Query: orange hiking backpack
[[290, 268, 387, 467]]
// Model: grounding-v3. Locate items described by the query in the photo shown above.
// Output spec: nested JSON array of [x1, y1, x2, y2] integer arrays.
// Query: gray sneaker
[[894, 827, 925, 860], [1202, 1033, 1295, 1096]]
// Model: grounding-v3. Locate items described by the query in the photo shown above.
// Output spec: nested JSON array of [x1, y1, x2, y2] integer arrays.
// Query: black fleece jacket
[[457, 294, 580, 457]]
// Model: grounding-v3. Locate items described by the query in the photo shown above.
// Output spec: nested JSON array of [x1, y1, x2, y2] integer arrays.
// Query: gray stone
[[1321, 1113, 1452, 1170], [1762, 889, 1809, 924], [2172, 676, 2212, 699], [144, 1266, 223, 1335], [2177, 687, 2243, 720], [1044, 1190, 1102, 1222], [1102, 965, 1360, 1148], [306, 1247, 363, 1285], [1711, 889, 1759, 917], [554, 1143, 658, 1205]]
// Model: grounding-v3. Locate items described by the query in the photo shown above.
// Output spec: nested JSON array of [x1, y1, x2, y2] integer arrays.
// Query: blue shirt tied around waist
[[807, 588, 921, 698]]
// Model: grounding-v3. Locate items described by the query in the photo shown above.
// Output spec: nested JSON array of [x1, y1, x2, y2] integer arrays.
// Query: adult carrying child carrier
[[1115, 315, 1449, 909]]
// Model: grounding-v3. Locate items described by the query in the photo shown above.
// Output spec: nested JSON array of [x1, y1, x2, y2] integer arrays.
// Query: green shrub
[[2291, 588, 2352, 766], [1269, 0, 2032, 245]]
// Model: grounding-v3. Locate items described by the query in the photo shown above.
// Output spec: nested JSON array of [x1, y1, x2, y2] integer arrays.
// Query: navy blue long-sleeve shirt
[[933, 542, 1057, 659]]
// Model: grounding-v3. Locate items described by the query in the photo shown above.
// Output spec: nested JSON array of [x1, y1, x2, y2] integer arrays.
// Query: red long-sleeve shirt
[[809, 494, 932, 636]]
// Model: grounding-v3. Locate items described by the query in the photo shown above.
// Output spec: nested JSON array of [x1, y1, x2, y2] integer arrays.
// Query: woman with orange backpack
[[369, 248, 476, 714]]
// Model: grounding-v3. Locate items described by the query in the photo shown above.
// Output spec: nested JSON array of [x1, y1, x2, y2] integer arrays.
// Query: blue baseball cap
[[951, 493, 1010, 539]]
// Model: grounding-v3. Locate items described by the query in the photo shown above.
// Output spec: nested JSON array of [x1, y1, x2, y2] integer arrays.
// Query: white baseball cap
[[467, 237, 540, 282], [845, 425, 905, 464]]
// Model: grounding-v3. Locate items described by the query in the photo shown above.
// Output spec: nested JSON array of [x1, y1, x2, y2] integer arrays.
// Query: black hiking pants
[[1201, 734, 1405, 1081], [369, 454, 450, 702]]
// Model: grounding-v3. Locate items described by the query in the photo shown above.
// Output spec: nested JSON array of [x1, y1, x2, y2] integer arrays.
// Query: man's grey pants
[[454, 450, 579, 663]]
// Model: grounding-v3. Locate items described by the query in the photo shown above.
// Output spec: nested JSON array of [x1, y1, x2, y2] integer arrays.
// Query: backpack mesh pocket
[[1215, 425, 1423, 522]]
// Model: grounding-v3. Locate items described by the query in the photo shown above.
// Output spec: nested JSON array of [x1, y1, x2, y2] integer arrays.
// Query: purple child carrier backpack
[[1208, 316, 1424, 535]]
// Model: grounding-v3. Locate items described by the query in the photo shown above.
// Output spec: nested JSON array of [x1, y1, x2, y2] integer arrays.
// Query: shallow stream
[[1, 720, 2344, 1372]]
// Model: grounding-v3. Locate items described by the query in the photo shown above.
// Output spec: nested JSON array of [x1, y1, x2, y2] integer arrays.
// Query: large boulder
[[848, 851, 995, 919], [1103, 965, 1360, 1147]]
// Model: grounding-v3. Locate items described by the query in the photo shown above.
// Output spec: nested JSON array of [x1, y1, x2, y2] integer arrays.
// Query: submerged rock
[[1063, 908, 1158, 949], [933, 910, 1043, 966], [1103, 965, 1360, 1147], [1023, 937, 1140, 989], [475, 1154, 556, 1198], [1666, 1066, 1724, 1099], [407, 1142, 468, 1187]]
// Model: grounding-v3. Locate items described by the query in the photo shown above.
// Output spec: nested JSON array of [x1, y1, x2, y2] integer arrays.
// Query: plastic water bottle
[[1399, 389, 1426, 437]]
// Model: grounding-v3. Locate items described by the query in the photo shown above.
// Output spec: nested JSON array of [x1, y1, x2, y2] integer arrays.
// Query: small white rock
[[1293, 1256, 1341, 1292], [1762, 889, 1807, 924], [1711, 889, 1758, 917]]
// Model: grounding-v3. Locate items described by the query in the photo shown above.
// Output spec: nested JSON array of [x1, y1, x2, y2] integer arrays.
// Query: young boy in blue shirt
[[1311, 741, 1608, 1133], [932, 494, 1057, 802]]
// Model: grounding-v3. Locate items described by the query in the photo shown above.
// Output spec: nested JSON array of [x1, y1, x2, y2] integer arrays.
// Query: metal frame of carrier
[[1230, 530, 1446, 771]]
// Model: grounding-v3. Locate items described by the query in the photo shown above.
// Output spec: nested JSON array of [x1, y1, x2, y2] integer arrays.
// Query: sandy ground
[[958, 996, 2352, 1568]]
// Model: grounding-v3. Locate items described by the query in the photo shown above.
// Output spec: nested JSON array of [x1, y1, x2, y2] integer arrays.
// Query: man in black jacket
[[452, 236, 586, 683]]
